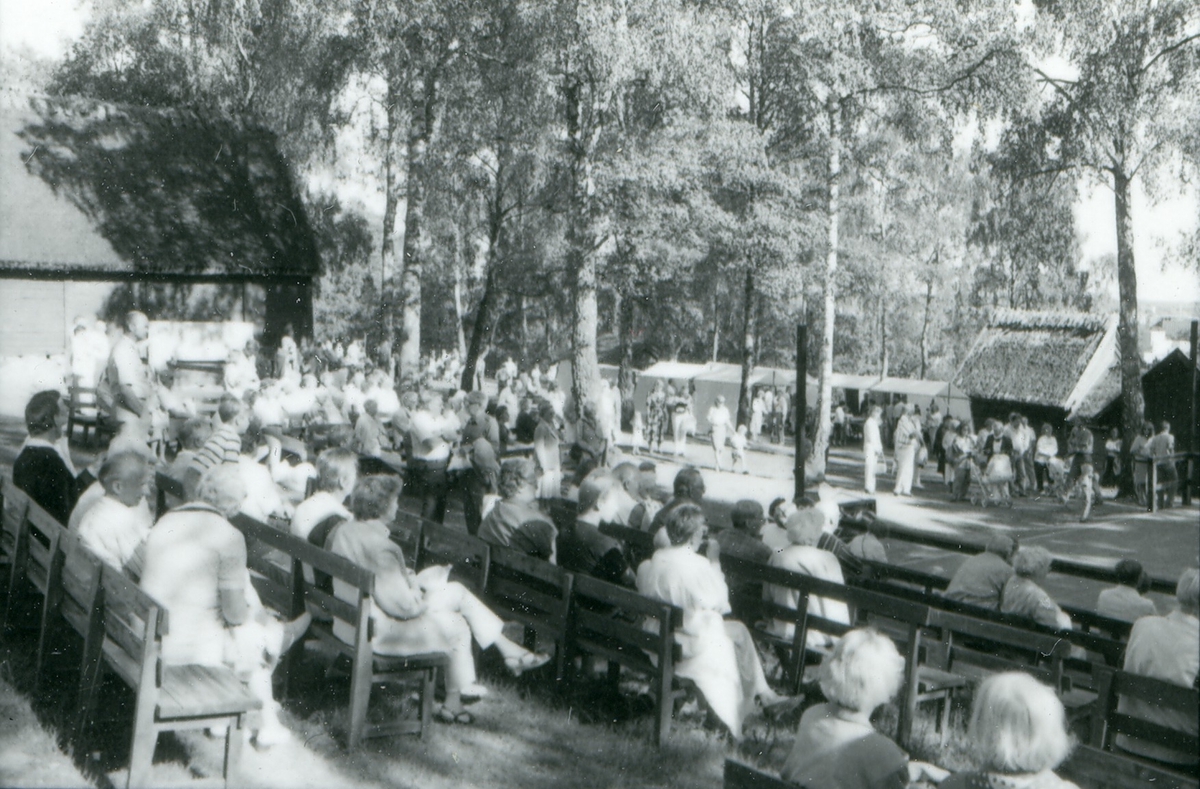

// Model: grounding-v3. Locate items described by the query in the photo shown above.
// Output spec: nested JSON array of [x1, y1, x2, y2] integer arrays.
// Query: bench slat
[[158, 663, 260, 719]]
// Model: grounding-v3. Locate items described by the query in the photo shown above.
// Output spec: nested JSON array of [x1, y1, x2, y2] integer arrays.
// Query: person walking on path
[[892, 404, 923, 497], [707, 395, 732, 472], [645, 380, 668, 454], [862, 406, 884, 495]]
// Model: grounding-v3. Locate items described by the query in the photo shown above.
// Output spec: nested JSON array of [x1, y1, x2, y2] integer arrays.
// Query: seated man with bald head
[[76, 451, 154, 578]]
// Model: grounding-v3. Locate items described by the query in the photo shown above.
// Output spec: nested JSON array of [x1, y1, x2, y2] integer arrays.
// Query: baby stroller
[[970, 451, 1014, 508]]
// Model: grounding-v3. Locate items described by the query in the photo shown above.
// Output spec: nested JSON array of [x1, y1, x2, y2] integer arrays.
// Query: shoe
[[505, 651, 551, 676], [435, 706, 475, 725]]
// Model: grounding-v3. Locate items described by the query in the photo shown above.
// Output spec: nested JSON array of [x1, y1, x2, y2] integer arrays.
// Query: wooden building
[[1091, 347, 1199, 453], [954, 309, 1120, 431], [0, 94, 318, 358]]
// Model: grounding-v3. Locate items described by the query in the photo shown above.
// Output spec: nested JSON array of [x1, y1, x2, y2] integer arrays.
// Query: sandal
[[435, 706, 475, 725], [505, 651, 551, 676]]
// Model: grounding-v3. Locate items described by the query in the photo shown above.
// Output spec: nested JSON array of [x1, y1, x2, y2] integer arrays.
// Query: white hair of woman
[[967, 672, 1074, 776]]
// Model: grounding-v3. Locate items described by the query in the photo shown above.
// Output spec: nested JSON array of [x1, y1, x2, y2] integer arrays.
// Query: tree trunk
[[880, 305, 889, 378], [378, 77, 402, 348], [737, 266, 758, 429], [453, 263, 468, 361], [1113, 166, 1145, 462], [618, 292, 636, 429], [520, 293, 529, 366], [565, 77, 600, 413], [810, 100, 841, 479], [920, 275, 934, 380], [461, 261, 497, 392], [397, 79, 435, 381], [712, 291, 721, 362]]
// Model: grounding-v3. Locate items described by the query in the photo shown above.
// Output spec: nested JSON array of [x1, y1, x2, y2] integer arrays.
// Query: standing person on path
[[645, 380, 668, 454], [99, 310, 153, 443], [892, 404, 923, 497], [670, 383, 696, 457], [862, 406, 884, 495], [707, 395, 732, 472], [1148, 420, 1178, 508]]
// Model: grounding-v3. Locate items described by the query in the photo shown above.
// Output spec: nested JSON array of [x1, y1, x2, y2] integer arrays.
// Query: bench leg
[[346, 665, 372, 750], [419, 667, 436, 739], [653, 673, 673, 747], [223, 715, 245, 789], [126, 720, 157, 789]]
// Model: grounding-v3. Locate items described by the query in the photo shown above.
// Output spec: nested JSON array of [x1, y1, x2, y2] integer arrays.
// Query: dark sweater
[[13, 445, 82, 525]]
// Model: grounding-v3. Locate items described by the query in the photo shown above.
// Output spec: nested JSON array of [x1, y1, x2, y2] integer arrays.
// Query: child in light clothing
[[729, 425, 750, 475]]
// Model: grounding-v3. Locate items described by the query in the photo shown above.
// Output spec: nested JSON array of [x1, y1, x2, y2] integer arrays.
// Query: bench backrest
[[2, 479, 30, 581], [723, 760, 793, 789], [230, 513, 305, 618], [56, 532, 105, 640], [926, 607, 1072, 689], [485, 542, 573, 636], [1090, 666, 1200, 756], [24, 500, 66, 597], [598, 522, 657, 568], [154, 472, 188, 520], [97, 563, 165, 693], [853, 575, 1126, 668], [569, 574, 681, 678], [1061, 744, 1199, 789], [413, 519, 490, 591]]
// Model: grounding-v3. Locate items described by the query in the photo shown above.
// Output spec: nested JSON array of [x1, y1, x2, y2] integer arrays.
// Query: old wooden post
[[795, 323, 807, 503]]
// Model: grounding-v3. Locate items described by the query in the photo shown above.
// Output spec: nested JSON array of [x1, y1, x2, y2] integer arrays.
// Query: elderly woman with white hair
[[140, 464, 311, 748], [1116, 567, 1199, 768], [1000, 546, 1073, 630], [765, 506, 851, 649], [941, 672, 1078, 789], [636, 503, 787, 739], [781, 628, 947, 788]]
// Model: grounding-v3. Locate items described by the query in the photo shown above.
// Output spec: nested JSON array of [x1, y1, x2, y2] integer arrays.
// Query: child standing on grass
[[631, 411, 645, 455]]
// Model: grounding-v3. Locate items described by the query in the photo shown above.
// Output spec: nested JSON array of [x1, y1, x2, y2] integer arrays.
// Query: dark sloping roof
[[955, 308, 1114, 409], [0, 94, 318, 278]]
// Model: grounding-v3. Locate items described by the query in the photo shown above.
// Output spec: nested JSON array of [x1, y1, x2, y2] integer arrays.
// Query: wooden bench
[[412, 518, 490, 592], [295, 526, 448, 748], [484, 542, 574, 683], [77, 564, 259, 789], [916, 607, 1082, 744], [0, 478, 30, 620], [1062, 743, 1199, 789], [598, 521, 657, 569], [567, 573, 684, 746], [154, 471, 187, 520], [724, 759, 793, 789], [1089, 666, 1200, 768], [35, 530, 104, 700], [719, 553, 934, 747], [3, 498, 64, 634]]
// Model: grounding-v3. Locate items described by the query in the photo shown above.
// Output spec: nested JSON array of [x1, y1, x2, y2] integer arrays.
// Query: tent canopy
[[865, 377, 972, 422]]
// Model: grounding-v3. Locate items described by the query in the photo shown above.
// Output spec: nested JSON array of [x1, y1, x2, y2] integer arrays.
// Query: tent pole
[[795, 323, 807, 503]]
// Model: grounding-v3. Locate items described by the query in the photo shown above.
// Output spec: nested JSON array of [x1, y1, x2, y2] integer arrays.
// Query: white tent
[[865, 377, 972, 422], [689, 364, 817, 433], [631, 361, 718, 416]]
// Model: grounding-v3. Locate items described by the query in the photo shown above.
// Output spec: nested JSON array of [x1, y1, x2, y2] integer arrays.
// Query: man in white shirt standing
[[100, 311, 152, 443], [76, 451, 154, 577], [408, 390, 461, 522], [862, 406, 883, 495]]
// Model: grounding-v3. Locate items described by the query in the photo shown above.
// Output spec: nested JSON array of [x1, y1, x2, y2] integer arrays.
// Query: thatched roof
[[0, 94, 318, 279], [955, 308, 1118, 410]]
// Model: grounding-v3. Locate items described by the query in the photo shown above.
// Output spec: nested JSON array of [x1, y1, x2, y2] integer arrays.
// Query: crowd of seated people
[[8, 360, 1199, 780]]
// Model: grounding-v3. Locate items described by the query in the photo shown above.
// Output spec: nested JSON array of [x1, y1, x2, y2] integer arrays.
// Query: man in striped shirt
[[184, 395, 249, 496]]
